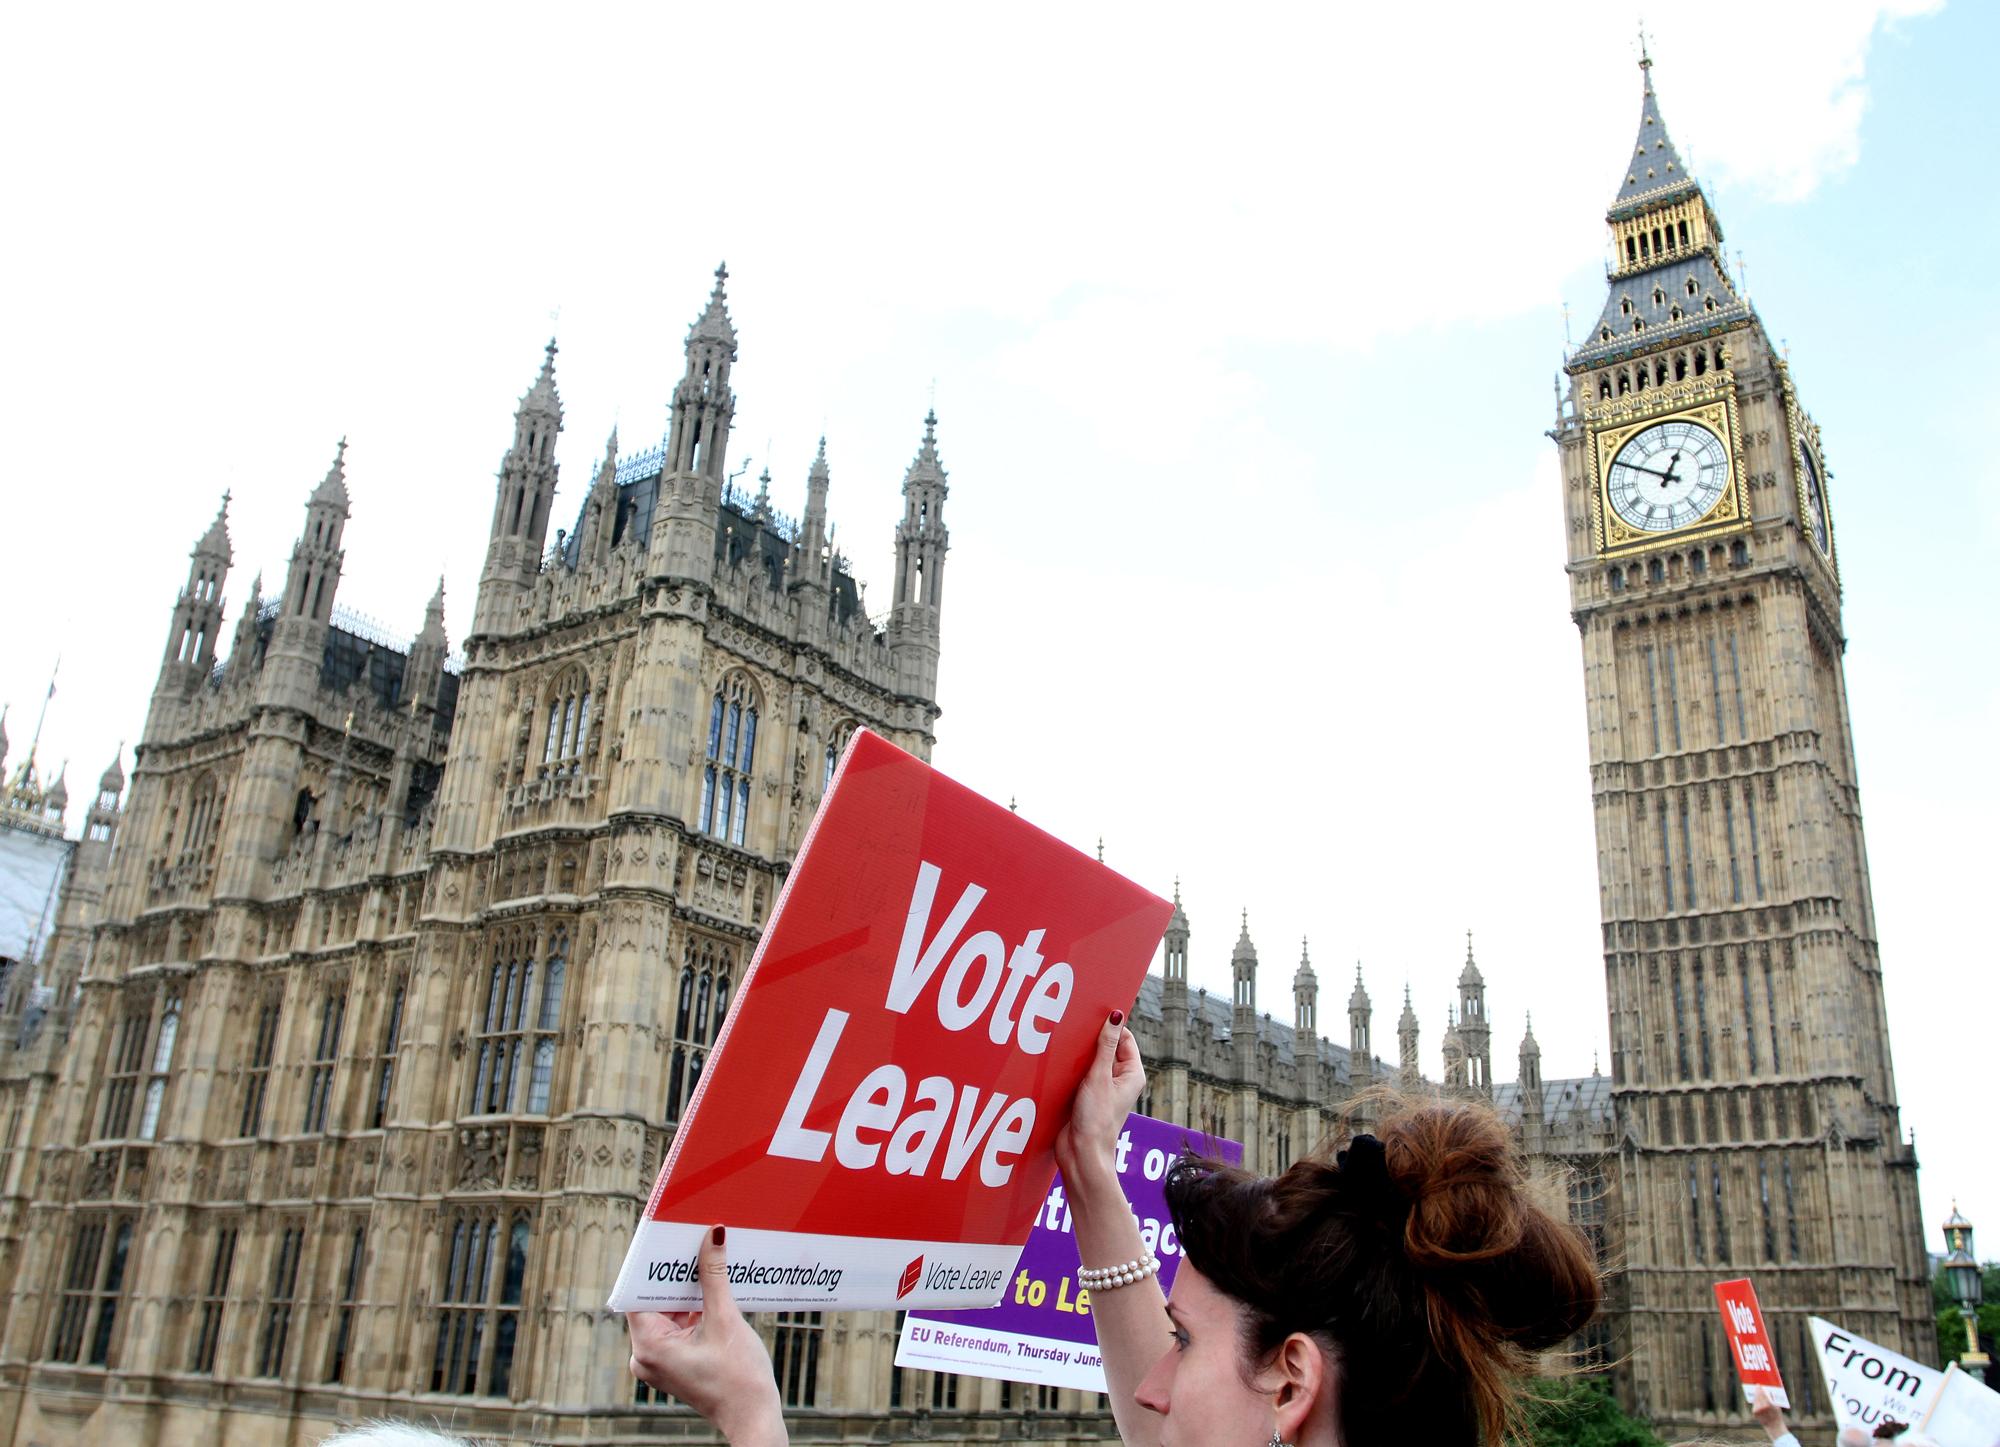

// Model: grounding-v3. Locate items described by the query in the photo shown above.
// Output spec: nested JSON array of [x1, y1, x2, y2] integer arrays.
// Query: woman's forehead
[[1166, 1260, 1227, 1317]]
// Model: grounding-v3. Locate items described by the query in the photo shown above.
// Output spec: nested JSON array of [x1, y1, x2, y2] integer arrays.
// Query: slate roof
[[1492, 1074, 1614, 1130], [1567, 250, 1751, 369], [1131, 973, 1399, 1085], [1610, 73, 1699, 220]]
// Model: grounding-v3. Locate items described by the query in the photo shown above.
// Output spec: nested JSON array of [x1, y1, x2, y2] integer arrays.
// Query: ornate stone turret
[[477, 346, 563, 631], [889, 409, 950, 699], [403, 578, 449, 717], [1398, 984, 1421, 1088], [161, 493, 232, 678], [1293, 938, 1317, 1037], [1347, 964, 1371, 1080], [1231, 911, 1257, 1014], [648, 269, 736, 584], [1518, 1014, 1545, 1150], [793, 437, 833, 593], [1458, 929, 1492, 1096], [576, 428, 621, 569], [1441, 1006, 1468, 1091]]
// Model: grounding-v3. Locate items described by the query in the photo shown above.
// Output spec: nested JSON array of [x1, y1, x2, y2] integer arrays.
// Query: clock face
[[1606, 418, 1732, 533], [1798, 440, 1831, 555]]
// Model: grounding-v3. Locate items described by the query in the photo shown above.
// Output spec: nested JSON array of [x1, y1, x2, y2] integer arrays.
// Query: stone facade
[[1549, 60, 1931, 1440]]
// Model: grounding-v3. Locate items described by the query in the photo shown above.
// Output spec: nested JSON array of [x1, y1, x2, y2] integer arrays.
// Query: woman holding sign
[[631, 1012, 1601, 1446]]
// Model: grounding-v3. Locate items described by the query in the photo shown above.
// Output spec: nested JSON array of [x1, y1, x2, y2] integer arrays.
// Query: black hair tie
[[1336, 1134, 1405, 1222]]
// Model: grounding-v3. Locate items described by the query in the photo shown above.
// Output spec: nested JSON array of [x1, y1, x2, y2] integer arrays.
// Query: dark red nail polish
[[1110, 1010, 1124, 1027], [712, 1225, 725, 1246]]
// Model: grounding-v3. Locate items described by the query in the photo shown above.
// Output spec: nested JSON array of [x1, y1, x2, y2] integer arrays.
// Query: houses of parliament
[[0, 61, 1931, 1445]]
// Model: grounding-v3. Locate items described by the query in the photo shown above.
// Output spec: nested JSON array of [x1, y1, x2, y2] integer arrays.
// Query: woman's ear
[[1268, 1332, 1332, 1444]]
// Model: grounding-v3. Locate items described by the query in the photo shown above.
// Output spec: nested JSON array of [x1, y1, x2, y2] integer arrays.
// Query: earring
[[1267, 1435, 1293, 1447]]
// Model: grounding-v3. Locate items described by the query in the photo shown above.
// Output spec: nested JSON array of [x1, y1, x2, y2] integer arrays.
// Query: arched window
[[541, 674, 593, 773], [699, 675, 760, 846], [525, 930, 567, 1114], [470, 934, 535, 1115], [665, 935, 736, 1121]]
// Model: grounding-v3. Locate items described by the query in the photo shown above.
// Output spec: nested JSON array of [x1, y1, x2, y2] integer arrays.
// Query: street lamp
[[1943, 1202, 1987, 1385]]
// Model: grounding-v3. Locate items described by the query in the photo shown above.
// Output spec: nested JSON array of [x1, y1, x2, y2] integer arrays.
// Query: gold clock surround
[[1586, 376, 1749, 558]]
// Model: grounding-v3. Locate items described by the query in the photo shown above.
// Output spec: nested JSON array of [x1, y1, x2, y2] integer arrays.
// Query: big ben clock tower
[[1552, 55, 1931, 1433]]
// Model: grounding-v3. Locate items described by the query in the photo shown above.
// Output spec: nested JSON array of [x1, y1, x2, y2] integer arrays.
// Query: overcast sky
[[3, 1, 1993, 1251]]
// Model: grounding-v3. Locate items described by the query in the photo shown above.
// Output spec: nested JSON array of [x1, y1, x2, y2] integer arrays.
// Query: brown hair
[[1164, 1092, 1601, 1445]]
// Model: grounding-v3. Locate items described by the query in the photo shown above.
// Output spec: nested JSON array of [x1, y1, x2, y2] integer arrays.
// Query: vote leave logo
[[631, 728, 1171, 1251], [1713, 1278, 1789, 1409], [898, 1256, 924, 1300]]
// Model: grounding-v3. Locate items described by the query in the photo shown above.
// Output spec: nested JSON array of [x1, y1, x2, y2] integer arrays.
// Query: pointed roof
[[97, 747, 125, 796], [312, 438, 350, 508], [416, 576, 448, 644], [1521, 1012, 1541, 1057], [1167, 877, 1189, 933], [1348, 962, 1370, 1012], [1232, 909, 1257, 964], [903, 407, 948, 493], [1460, 929, 1484, 987], [195, 492, 233, 560], [520, 338, 562, 417], [1399, 983, 1419, 1033], [1294, 938, 1316, 988], [46, 764, 67, 812], [1611, 56, 1698, 218], [688, 262, 737, 352]]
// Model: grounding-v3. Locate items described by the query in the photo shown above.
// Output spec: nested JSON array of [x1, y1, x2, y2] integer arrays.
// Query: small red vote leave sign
[[1715, 1278, 1789, 1409], [608, 730, 1173, 1312]]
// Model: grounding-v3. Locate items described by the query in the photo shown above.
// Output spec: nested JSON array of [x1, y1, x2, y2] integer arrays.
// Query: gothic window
[[526, 930, 568, 1114], [1707, 637, 1728, 745], [1758, 1158, 1778, 1260], [257, 1222, 305, 1377], [1671, 966, 1690, 1080], [1646, 556, 1664, 584], [1642, 647, 1662, 753], [1608, 566, 1624, 593], [1657, 807, 1676, 912], [371, 977, 406, 1129], [239, 996, 282, 1137], [1711, 1164, 1733, 1261], [471, 933, 536, 1115], [137, 995, 180, 1139], [1664, 643, 1683, 748], [1744, 955, 1760, 1071], [184, 774, 220, 859], [1782, 1157, 1801, 1258], [1620, 297, 1633, 315], [930, 1366, 959, 1410], [541, 673, 593, 773], [100, 1008, 151, 1139], [772, 1311, 824, 1406], [1701, 1322, 1718, 1412], [1730, 538, 1750, 566], [666, 935, 733, 1122], [1678, 795, 1697, 907], [49, 1215, 135, 1365], [189, 1223, 236, 1374], [1694, 345, 1709, 374], [303, 986, 347, 1133], [1686, 1162, 1704, 1260], [1726, 633, 1749, 738], [1743, 784, 1766, 899], [326, 1224, 367, 1382], [1693, 960, 1712, 1076], [699, 675, 760, 846], [823, 720, 855, 793], [432, 1211, 530, 1397], [1723, 789, 1743, 904]]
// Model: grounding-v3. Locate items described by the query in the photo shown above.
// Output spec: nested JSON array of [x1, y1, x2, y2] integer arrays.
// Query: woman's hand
[[627, 1226, 788, 1447], [1055, 1010, 1146, 1197]]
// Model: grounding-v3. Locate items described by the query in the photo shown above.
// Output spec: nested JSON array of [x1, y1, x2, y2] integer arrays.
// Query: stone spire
[[1346, 962, 1372, 1071], [689, 261, 736, 349], [1230, 911, 1257, 1014], [795, 437, 833, 585], [96, 749, 125, 800], [1613, 46, 1693, 213], [1398, 984, 1421, 1088], [161, 492, 235, 679], [1293, 938, 1317, 1036], [312, 438, 350, 509], [891, 407, 950, 700], [1162, 878, 1190, 990], [281, 443, 351, 625], [1457, 929, 1491, 1096], [667, 263, 737, 482]]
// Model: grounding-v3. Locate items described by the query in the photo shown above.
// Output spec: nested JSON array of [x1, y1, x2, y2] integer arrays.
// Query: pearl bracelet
[[1076, 1254, 1162, 1292]]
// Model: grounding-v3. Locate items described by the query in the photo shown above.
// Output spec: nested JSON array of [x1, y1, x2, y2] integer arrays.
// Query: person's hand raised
[[627, 1226, 788, 1447]]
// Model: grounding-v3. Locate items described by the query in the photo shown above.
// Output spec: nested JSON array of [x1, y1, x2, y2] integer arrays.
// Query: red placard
[[608, 729, 1172, 1312], [1715, 1278, 1790, 1409]]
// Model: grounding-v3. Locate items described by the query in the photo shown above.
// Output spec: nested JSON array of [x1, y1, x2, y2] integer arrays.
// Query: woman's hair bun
[[1381, 1099, 1601, 1350]]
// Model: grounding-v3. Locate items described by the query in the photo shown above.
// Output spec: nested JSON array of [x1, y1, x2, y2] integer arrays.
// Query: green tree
[[1933, 1261, 2000, 1366], [1523, 1374, 1665, 1447]]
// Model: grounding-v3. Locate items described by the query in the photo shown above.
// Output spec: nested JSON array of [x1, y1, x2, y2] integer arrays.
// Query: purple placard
[[895, 1113, 1241, 1392]]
